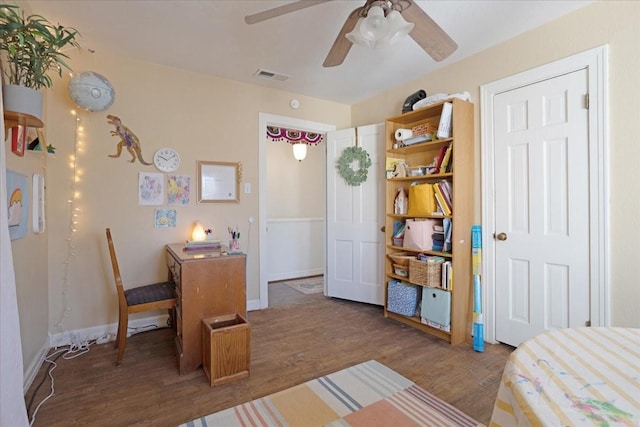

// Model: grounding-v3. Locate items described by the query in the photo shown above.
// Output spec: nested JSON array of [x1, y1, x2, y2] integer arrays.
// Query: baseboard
[[23, 340, 50, 394], [48, 314, 170, 348], [268, 268, 323, 282], [247, 299, 261, 311]]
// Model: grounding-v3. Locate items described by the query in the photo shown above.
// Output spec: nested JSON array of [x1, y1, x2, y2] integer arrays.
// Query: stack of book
[[434, 143, 453, 174], [433, 180, 453, 216], [431, 218, 452, 253], [184, 239, 221, 251]]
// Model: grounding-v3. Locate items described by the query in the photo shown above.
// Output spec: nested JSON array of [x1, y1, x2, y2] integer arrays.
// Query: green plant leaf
[[0, 4, 80, 90]]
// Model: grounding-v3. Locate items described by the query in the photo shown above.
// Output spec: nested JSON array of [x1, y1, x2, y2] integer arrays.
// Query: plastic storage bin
[[421, 288, 451, 329]]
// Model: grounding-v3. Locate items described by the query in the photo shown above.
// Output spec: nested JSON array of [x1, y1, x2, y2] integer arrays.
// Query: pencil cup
[[230, 239, 240, 251]]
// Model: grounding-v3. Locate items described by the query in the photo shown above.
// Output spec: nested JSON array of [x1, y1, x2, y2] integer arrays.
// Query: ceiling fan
[[244, 0, 457, 67]]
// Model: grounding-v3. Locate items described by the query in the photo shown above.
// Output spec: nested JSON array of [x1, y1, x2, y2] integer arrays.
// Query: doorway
[[258, 113, 336, 310], [480, 46, 609, 345]]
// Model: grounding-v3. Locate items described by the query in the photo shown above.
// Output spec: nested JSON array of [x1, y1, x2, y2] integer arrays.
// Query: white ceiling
[[26, 0, 592, 104]]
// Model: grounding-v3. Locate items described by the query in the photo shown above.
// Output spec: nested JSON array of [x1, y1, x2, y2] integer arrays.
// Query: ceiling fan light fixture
[[359, 5, 389, 41], [381, 10, 414, 46], [346, 18, 376, 48], [346, 4, 415, 50]]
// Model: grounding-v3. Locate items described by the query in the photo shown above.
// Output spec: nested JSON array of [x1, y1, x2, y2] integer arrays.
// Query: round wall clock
[[153, 148, 181, 172]]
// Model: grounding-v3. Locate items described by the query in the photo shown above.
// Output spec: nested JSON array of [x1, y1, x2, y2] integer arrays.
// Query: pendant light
[[292, 142, 307, 161]]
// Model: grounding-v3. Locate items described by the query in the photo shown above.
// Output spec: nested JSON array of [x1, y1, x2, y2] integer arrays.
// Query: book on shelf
[[445, 150, 454, 173], [434, 145, 448, 171], [438, 180, 453, 205], [441, 261, 452, 290], [439, 144, 453, 173], [436, 102, 453, 139], [433, 183, 452, 215], [443, 218, 452, 253]]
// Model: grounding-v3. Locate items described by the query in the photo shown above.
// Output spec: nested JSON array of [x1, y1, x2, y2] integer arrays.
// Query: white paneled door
[[494, 69, 590, 346], [326, 124, 384, 305]]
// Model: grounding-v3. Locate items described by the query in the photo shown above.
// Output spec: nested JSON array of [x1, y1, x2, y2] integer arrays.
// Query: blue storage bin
[[387, 280, 421, 317], [421, 288, 451, 327]]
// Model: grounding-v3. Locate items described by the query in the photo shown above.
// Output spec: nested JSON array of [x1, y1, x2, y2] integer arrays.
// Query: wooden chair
[[106, 228, 176, 367]]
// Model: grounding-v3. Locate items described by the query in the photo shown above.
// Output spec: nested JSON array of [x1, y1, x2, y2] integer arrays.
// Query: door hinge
[[584, 93, 590, 109], [585, 320, 591, 327]]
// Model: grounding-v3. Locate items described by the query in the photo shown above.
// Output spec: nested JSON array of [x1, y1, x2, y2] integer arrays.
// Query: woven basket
[[411, 123, 436, 137], [388, 252, 415, 267], [409, 258, 443, 287], [393, 263, 409, 278]]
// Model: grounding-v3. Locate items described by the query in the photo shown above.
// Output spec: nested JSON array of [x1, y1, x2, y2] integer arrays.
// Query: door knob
[[380, 225, 386, 233], [496, 232, 507, 241]]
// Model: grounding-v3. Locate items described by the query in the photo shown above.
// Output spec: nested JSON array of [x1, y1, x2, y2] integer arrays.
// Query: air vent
[[253, 68, 290, 82]]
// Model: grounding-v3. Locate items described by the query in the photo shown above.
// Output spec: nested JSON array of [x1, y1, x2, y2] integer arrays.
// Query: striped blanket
[[181, 360, 481, 427]]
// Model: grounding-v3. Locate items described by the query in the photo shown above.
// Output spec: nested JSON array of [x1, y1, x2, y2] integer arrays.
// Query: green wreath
[[337, 146, 372, 186]]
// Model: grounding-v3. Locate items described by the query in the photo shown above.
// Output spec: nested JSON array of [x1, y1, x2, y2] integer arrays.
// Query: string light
[[55, 113, 82, 333]]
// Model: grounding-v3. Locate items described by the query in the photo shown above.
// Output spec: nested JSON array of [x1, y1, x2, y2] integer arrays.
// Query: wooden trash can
[[201, 313, 250, 386]]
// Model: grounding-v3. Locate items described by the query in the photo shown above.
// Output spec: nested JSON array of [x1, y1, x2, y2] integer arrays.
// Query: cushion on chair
[[124, 282, 175, 306]]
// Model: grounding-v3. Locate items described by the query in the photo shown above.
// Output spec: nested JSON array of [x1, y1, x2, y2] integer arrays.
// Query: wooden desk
[[166, 244, 246, 375]]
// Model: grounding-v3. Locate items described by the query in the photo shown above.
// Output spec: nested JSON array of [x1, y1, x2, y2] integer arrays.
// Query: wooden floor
[[25, 283, 513, 426]]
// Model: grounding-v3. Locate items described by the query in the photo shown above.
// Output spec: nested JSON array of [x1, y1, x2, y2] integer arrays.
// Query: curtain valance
[[266, 126, 324, 145]]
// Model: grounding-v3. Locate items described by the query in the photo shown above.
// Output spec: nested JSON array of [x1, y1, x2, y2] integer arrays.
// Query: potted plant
[[0, 4, 80, 120]]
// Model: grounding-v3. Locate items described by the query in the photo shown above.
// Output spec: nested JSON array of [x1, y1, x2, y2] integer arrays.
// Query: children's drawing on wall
[[167, 175, 190, 206], [138, 172, 164, 205], [107, 115, 152, 165], [154, 209, 177, 228], [6, 170, 28, 240]]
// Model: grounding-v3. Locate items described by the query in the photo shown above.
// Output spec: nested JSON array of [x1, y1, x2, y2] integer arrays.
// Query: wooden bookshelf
[[384, 99, 474, 345]]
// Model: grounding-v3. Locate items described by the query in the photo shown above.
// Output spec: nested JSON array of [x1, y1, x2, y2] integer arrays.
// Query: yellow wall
[[352, 0, 640, 327]]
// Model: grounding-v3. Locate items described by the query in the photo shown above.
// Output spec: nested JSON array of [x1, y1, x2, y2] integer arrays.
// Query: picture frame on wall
[[11, 126, 27, 157], [196, 160, 241, 203]]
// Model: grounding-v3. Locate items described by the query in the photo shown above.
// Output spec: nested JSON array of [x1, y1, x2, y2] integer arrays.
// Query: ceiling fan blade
[[245, 0, 332, 25], [323, 7, 362, 68], [402, 0, 457, 62]]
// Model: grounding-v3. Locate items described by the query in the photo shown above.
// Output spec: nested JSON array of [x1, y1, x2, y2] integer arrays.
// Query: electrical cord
[[27, 322, 170, 425], [27, 341, 93, 426]]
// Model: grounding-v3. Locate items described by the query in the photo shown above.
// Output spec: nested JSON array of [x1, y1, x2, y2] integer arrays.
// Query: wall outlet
[[244, 183, 251, 194], [96, 333, 115, 345]]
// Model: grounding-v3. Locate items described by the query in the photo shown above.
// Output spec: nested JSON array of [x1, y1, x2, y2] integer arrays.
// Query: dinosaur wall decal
[[106, 115, 152, 165]]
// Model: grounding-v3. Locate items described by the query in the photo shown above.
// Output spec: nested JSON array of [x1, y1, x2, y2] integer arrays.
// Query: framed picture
[[11, 126, 27, 156], [197, 161, 241, 203]]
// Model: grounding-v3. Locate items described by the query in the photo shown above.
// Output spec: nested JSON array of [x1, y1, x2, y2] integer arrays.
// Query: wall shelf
[[4, 110, 44, 129]]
